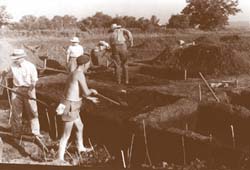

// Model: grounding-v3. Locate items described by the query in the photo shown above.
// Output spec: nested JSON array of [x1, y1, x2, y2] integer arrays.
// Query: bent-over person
[[57, 55, 98, 162]]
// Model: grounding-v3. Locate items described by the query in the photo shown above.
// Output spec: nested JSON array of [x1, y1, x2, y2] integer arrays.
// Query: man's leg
[[74, 117, 84, 152], [11, 90, 23, 136], [58, 121, 73, 160], [24, 88, 41, 136], [120, 45, 129, 84], [68, 58, 77, 72], [112, 54, 122, 84]]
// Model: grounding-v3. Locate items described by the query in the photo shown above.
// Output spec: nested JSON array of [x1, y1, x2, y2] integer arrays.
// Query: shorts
[[61, 100, 82, 122]]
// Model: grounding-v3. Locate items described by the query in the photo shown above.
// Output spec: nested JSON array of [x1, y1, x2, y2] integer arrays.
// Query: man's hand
[[28, 90, 33, 98], [86, 96, 99, 104], [90, 89, 98, 95]]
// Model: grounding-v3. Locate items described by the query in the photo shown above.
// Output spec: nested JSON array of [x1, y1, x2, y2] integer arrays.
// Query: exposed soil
[[2, 33, 250, 169]]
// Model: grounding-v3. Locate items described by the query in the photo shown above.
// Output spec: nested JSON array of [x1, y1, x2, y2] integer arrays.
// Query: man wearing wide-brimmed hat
[[2, 49, 42, 137], [109, 23, 133, 84], [66, 36, 84, 72]]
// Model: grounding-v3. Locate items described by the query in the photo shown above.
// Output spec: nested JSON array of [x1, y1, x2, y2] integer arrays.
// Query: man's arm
[[28, 64, 38, 96], [123, 28, 133, 47], [78, 73, 97, 97], [66, 46, 71, 63]]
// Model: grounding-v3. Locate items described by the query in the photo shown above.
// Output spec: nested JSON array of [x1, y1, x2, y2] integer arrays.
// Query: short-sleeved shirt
[[67, 44, 84, 58], [10, 60, 38, 87]]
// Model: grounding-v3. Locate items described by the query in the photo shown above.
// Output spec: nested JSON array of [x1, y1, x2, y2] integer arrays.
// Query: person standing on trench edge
[[0, 49, 42, 138], [66, 36, 84, 72], [56, 55, 99, 162], [109, 23, 133, 85]]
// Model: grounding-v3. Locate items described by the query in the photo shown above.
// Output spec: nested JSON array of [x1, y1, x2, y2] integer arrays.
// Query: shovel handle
[[96, 93, 121, 106]]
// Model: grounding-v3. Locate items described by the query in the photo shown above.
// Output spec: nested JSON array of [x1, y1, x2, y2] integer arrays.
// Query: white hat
[[98, 41, 110, 48], [70, 37, 80, 43], [11, 49, 26, 60], [111, 23, 121, 30]]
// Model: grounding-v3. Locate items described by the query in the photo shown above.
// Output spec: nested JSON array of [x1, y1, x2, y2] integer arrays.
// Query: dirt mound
[[220, 35, 241, 43], [149, 36, 250, 77], [132, 98, 198, 130]]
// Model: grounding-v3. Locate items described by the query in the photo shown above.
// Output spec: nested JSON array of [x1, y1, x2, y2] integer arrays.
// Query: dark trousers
[[111, 44, 129, 84]]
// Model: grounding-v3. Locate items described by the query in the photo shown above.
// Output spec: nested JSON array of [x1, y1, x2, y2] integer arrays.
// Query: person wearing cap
[[1, 49, 42, 137], [56, 55, 98, 162], [66, 37, 84, 72], [90, 41, 111, 67], [109, 23, 133, 84]]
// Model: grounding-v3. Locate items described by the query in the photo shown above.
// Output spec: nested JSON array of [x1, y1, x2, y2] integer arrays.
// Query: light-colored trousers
[[67, 57, 77, 72], [11, 87, 40, 136], [58, 117, 85, 160]]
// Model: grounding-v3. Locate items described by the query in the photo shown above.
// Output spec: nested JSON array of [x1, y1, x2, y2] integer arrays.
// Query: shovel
[[96, 93, 128, 107]]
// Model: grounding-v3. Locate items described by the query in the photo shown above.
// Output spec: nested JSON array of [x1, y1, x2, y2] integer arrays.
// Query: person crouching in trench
[[56, 55, 99, 162]]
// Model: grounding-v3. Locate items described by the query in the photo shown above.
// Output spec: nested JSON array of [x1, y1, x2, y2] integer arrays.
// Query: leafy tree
[[167, 14, 190, 29], [19, 15, 37, 30], [62, 15, 77, 29], [150, 15, 160, 26], [36, 16, 51, 29], [182, 0, 241, 30], [78, 12, 112, 30], [0, 6, 11, 27], [51, 15, 63, 30]]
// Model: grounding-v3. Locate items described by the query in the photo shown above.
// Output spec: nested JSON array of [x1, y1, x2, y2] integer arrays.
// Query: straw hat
[[98, 41, 110, 48], [70, 37, 80, 43], [10, 49, 26, 60], [111, 23, 121, 30]]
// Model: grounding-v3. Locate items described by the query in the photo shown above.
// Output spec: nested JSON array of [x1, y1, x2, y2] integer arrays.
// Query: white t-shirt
[[10, 60, 38, 87], [67, 44, 84, 58]]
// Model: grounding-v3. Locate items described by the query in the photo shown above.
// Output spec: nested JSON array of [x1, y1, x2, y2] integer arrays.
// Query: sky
[[0, 0, 249, 24]]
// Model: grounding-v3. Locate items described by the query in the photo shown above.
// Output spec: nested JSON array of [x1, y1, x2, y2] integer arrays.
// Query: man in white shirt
[[66, 37, 84, 72], [2, 49, 42, 137]]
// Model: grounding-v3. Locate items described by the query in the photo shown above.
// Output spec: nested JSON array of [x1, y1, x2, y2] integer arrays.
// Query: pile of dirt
[[131, 98, 198, 130], [150, 36, 250, 77]]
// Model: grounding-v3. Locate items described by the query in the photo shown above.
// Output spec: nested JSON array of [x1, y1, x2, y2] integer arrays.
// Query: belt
[[14, 86, 30, 88]]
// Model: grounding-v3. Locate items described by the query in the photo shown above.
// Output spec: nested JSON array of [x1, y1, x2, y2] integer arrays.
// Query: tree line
[[0, 0, 241, 31], [3, 12, 161, 32]]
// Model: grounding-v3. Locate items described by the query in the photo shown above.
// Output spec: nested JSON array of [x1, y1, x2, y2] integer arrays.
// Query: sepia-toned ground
[[1, 29, 250, 169]]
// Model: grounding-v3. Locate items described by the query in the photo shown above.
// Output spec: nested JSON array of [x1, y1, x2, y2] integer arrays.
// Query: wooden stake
[[54, 115, 58, 139], [88, 138, 95, 153], [182, 136, 186, 165], [5, 78, 12, 125], [121, 150, 127, 168], [230, 125, 236, 148], [199, 72, 220, 102], [143, 120, 152, 166], [198, 84, 202, 102], [103, 145, 111, 158], [184, 69, 187, 80], [185, 124, 189, 131], [128, 134, 135, 168], [19, 136, 23, 145], [209, 134, 213, 143], [45, 108, 51, 132]]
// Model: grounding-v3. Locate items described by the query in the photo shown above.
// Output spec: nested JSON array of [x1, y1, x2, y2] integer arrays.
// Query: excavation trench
[[35, 86, 249, 168]]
